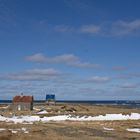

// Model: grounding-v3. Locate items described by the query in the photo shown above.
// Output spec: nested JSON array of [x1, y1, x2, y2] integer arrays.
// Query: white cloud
[[0, 68, 61, 81], [26, 53, 78, 63], [25, 68, 61, 76], [71, 61, 100, 68], [54, 19, 140, 36], [79, 25, 100, 33], [112, 66, 128, 71], [26, 53, 47, 63], [26, 53, 100, 68], [111, 19, 140, 36], [87, 76, 111, 83], [120, 83, 139, 89], [54, 24, 100, 34], [115, 72, 140, 80]]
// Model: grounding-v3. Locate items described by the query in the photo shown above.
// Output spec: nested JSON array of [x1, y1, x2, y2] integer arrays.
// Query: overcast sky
[[0, 0, 140, 100]]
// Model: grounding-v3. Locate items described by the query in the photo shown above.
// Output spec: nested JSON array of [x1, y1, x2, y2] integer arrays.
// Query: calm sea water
[[0, 100, 140, 108], [57, 100, 140, 108]]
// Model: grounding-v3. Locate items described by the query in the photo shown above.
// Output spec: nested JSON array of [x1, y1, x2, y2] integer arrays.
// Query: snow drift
[[0, 113, 139, 124]]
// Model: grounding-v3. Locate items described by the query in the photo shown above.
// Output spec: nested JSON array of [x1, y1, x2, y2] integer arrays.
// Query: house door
[[18, 105, 21, 111]]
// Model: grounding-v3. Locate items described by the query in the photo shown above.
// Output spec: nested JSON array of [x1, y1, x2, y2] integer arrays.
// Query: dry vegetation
[[1, 103, 140, 116], [0, 103, 139, 140], [0, 120, 140, 140]]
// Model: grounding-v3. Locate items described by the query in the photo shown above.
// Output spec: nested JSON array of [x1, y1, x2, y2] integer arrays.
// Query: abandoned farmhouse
[[12, 96, 34, 111]]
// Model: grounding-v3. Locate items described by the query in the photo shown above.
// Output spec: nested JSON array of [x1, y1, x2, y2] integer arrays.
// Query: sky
[[0, 0, 140, 100]]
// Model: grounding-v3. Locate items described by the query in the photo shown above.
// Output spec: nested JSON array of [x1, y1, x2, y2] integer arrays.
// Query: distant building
[[12, 95, 34, 111], [46, 94, 56, 105]]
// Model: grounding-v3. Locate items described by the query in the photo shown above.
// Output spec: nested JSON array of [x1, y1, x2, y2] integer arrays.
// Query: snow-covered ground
[[103, 127, 114, 131], [0, 128, 6, 131], [0, 105, 9, 109], [11, 130, 17, 134], [0, 113, 139, 124], [36, 110, 48, 114], [126, 128, 140, 133], [33, 107, 40, 111], [0, 128, 29, 134]]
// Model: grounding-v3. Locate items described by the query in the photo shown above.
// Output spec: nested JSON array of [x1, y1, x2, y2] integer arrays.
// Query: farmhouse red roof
[[13, 96, 33, 103]]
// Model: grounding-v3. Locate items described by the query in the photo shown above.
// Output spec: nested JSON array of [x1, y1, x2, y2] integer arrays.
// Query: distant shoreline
[[0, 100, 140, 103], [0, 100, 140, 108]]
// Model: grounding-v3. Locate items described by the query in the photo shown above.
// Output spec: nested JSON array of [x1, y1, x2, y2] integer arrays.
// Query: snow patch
[[9, 128, 29, 134], [33, 107, 40, 111], [103, 127, 114, 131], [36, 110, 48, 114], [21, 128, 26, 131], [126, 128, 140, 133], [0, 113, 139, 124], [21, 127, 29, 133], [0, 106, 9, 109], [11, 130, 17, 134], [0, 128, 6, 131]]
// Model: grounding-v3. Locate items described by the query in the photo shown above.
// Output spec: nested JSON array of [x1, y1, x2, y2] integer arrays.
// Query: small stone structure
[[12, 95, 33, 111]]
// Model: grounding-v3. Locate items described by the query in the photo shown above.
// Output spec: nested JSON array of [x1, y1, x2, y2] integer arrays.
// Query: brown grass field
[[0, 103, 139, 140]]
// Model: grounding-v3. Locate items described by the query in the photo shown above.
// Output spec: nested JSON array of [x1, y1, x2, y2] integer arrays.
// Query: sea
[[0, 100, 140, 108]]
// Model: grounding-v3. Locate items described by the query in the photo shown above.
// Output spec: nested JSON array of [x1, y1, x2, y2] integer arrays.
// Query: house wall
[[12, 102, 33, 111]]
